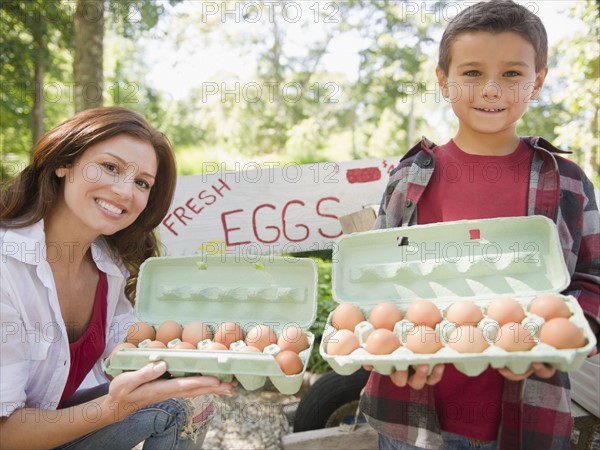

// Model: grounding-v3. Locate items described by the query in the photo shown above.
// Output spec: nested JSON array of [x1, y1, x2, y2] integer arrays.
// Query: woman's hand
[[102, 361, 234, 422], [363, 364, 445, 389]]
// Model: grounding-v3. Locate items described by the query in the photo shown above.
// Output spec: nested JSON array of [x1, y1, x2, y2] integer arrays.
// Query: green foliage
[[307, 257, 337, 374], [550, 0, 599, 178], [0, 0, 73, 161], [0, 0, 181, 173], [2, 1, 598, 188]]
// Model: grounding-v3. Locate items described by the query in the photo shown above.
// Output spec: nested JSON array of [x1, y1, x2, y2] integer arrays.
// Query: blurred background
[[1, 0, 598, 184]]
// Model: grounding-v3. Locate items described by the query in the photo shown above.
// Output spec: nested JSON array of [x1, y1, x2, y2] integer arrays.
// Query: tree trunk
[[31, 11, 45, 150], [73, 0, 104, 112]]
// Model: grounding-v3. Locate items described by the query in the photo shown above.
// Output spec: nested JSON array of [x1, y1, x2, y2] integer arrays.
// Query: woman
[[1, 107, 234, 449]]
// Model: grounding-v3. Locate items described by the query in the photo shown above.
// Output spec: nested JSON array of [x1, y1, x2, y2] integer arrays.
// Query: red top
[[59, 271, 108, 408], [418, 139, 533, 223], [418, 139, 533, 441]]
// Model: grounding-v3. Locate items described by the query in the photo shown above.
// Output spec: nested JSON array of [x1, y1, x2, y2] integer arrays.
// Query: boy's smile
[[436, 31, 548, 155]]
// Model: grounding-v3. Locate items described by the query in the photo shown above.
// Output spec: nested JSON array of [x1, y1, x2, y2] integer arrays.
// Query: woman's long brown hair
[[0, 107, 177, 304]]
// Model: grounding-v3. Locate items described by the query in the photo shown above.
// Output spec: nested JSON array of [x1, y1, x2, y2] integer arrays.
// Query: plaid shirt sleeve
[[527, 137, 600, 332], [559, 161, 600, 329]]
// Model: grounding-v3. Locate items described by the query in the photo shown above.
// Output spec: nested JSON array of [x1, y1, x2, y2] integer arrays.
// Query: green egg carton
[[103, 255, 317, 395], [320, 215, 596, 377]]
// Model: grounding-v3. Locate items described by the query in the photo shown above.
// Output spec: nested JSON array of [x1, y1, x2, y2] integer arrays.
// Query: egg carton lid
[[332, 215, 569, 308], [135, 254, 318, 330]]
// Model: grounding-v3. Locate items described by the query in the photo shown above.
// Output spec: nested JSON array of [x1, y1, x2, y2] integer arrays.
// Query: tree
[[1, 0, 178, 174], [162, 0, 354, 157], [1, 1, 73, 156], [73, 0, 104, 112], [351, 1, 445, 155], [552, 0, 599, 181]]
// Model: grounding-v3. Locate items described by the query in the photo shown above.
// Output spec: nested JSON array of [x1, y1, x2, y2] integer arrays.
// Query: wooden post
[[338, 208, 377, 234]]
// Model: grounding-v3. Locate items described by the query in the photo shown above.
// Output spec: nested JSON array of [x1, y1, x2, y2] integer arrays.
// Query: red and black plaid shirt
[[360, 137, 600, 450]]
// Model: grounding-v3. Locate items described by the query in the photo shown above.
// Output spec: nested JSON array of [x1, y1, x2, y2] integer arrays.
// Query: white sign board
[[159, 158, 399, 256]]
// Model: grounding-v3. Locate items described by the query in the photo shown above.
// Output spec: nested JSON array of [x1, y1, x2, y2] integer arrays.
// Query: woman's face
[[56, 134, 158, 237]]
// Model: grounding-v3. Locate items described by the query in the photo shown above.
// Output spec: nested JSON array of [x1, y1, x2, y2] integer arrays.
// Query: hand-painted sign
[[159, 158, 398, 256]]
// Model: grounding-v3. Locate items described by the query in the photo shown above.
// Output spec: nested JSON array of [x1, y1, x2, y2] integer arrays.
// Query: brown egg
[[182, 321, 213, 346], [245, 324, 277, 351], [539, 318, 585, 349], [331, 303, 365, 331], [155, 320, 183, 345], [486, 297, 525, 326], [213, 322, 244, 349], [368, 302, 403, 330], [365, 329, 401, 355], [404, 325, 442, 354], [448, 325, 489, 353], [494, 323, 536, 352], [109, 342, 136, 363], [173, 341, 197, 350], [529, 295, 571, 320], [326, 329, 361, 355], [239, 345, 262, 353], [445, 301, 484, 326], [277, 325, 310, 353], [205, 342, 229, 351], [126, 322, 156, 346], [144, 340, 167, 349], [405, 299, 442, 329], [275, 350, 304, 375]]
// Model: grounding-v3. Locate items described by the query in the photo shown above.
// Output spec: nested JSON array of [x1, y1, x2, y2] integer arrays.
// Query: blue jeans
[[379, 432, 497, 450], [54, 398, 209, 450]]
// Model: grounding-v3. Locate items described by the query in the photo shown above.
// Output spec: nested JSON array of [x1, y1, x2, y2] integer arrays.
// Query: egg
[[182, 321, 213, 346], [277, 325, 310, 353], [109, 342, 136, 363], [326, 329, 360, 355], [172, 341, 197, 350], [529, 294, 571, 320], [365, 329, 401, 355], [404, 325, 442, 354], [331, 303, 365, 331], [539, 318, 585, 349], [275, 350, 304, 375], [368, 302, 403, 330], [447, 325, 489, 353], [405, 299, 442, 329], [205, 342, 228, 351], [239, 345, 262, 353], [494, 323, 536, 352], [486, 297, 525, 326], [245, 324, 278, 351], [155, 320, 183, 345], [144, 340, 167, 349], [445, 300, 484, 326], [126, 322, 156, 346], [213, 322, 244, 349]]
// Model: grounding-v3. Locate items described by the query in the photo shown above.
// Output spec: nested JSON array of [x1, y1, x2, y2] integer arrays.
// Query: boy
[[360, 1, 600, 449]]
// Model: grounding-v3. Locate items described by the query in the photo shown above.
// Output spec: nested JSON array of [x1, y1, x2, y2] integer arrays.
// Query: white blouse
[[1, 221, 136, 417]]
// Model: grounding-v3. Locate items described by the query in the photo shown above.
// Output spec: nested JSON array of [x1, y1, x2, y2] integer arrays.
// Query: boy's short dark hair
[[438, 0, 548, 75]]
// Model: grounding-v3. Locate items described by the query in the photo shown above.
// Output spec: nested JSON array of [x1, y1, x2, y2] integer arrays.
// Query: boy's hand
[[363, 364, 445, 389], [498, 363, 556, 381], [499, 344, 598, 381]]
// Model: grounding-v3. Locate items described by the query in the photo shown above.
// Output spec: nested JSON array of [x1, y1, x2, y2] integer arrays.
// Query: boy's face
[[436, 31, 548, 145]]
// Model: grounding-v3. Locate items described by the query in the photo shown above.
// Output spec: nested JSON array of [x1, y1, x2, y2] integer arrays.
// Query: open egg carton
[[320, 216, 596, 377], [103, 255, 317, 395]]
